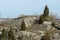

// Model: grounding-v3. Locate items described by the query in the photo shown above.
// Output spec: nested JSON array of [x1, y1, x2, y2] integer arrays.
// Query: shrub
[[1, 29, 8, 40], [21, 19, 26, 31], [39, 15, 45, 24], [43, 5, 49, 17], [39, 5, 49, 24], [49, 14, 56, 22], [8, 29, 16, 40], [43, 31, 51, 40], [51, 22, 55, 27], [39, 15, 50, 24], [42, 28, 53, 40]]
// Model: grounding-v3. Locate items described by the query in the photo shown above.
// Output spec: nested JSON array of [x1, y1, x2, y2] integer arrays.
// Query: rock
[[24, 17, 36, 28], [16, 31, 41, 40], [43, 21, 52, 25], [52, 32, 60, 40], [37, 31, 44, 37]]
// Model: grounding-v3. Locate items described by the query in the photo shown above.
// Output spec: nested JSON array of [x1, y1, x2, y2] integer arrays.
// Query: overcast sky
[[0, 0, 60, 18]]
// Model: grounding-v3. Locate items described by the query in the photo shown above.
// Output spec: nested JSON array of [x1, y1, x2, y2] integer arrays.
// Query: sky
[[0, 0, 60, 18]]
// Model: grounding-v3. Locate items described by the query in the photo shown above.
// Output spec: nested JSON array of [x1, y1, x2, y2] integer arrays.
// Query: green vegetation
[[39, 5, 49, 24], [43, 5, 49, 17], [8, 29, 16, 40], [0, 4, 57, 40], [51, 22, 55, 27], [49, 14, 56, 22], [43, 31, 51, 40], [1, 29, 8, 40], [42, 28, 53, 40], [21, 19, 26, 31]]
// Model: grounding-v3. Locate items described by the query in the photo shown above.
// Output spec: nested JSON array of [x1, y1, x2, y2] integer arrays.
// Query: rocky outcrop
[[16, 31, 41, 40], [0, 15, 60, 40]]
